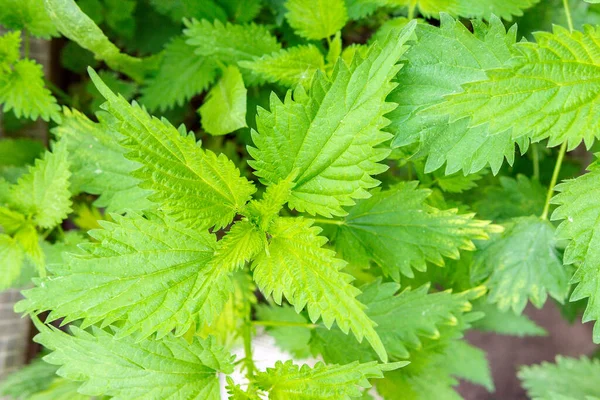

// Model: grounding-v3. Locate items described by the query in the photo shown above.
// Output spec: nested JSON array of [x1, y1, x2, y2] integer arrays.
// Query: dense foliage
[[1, 0, 600, 398]]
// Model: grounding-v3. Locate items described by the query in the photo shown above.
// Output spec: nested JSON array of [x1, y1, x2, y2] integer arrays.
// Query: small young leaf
[[473, 216, 570, 314], [8, 144, 72, 229], [239, 45, 325, 87], [140, 36, 217, 112], [285, 0, 348, 40], [0, 233, 25, 290], [200, 65, 248, 136]]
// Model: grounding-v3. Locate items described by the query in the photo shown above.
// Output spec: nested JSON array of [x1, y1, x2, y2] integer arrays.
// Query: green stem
[[541, 142, 567, 220], [311, 218, 344, 226], [242, 320, 255, 381], [252, 320, 318, 329], [562, 0, 574, 32], [407, 0, 417, 20], [532, 143, 540, 181], [23, 30, 30, 59]]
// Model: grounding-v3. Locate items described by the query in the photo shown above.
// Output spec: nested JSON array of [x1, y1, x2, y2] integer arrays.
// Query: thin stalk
[[242, 319, 256, 382], [532, 143, 540, 181], [407, 0, 417, 20], [252, 320, 318, 329], [562, 0, 574, 33], [311, 218, 344, 226], [541, 142, 567, 220]]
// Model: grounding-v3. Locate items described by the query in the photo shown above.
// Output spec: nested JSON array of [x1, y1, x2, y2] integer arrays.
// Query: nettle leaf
[[474, 175, 546, 221], [210, 220, 265, 272], [27, 378, 86, 400], [433, 169, 486, 193], [200, 65, 248, 136], [473, 302, 547, 337], [53, 108, 153, 213], [519, 356, 600, 400], [0, 358, 59, 398], [446, 339, 494, 392], [35, 324, 234, 400], [17, 212, 233, 340], [473, 216, 570, 314], [285, 0, 348, 40], [326, 182, 498, 280], [140, 36, 217, 112], [389, 15, 520, 174], [312, 280, 484, 363], [8, 145, 72, 229], [432, 25, 600, 151], [0, 233, 25, 290], [148, 0, 228, 23], [252, 216, 387, 361], [239, 45, 326, 87], [0, 59, 61, 122], [0, 30, 21, 70], [0, 0, 58, 38], [44, 0, 144, 81], [183, 19, 281, 84], [255, 360, 404, 399], [552, 156, 600, 342], [249, 23, 416, 217], [90, 69, 256, 230]]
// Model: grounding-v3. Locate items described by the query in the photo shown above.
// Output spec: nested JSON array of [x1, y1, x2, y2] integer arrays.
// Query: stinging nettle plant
[[1, 0, 600, 398]]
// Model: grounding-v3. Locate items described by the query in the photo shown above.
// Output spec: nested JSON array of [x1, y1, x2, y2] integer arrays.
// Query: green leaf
[[239, 45, 325, 87], [255, 304, 312, 358], [43, 0, 144, 81], [249, 24, 416, 217], [53, 108, 153, 213], [183, 19, 281, 83], [474, 175, 546, 221], [210, 219, 265, 271], [0, 358, 58, 398], [432, 25, 600, 151], [552, 156, 600, 342], [0, 233, 25, 290], [0, 30, 21, 70], [326, 182, 499, 280], [313, 280, 485, 362], [17, 212, 234, 340], [0, 206, 26, 234], [0, 0, 58, 38], [220, 0, 263, 22], [0, 59, 61, 122], [200, 65, 248, 136], [254, 360, 405, 399], [29, 379, 88, 400], [252, 216, 387, 361], [0, 138, 45, 167], [519, 356, 600, 400], [140, 36, 217, 112], [388, 15, 520, 174], [473, 216, 570, 314], [432, 169, 486, 193], [148, 0, 228, 23], [472, 302, 547, 336], [285, 0, 348, 40], [8, 144, 72, 229], [445, 340, 494, 392], [89, 68, 256, 230], [35, 323, 234, 399]]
